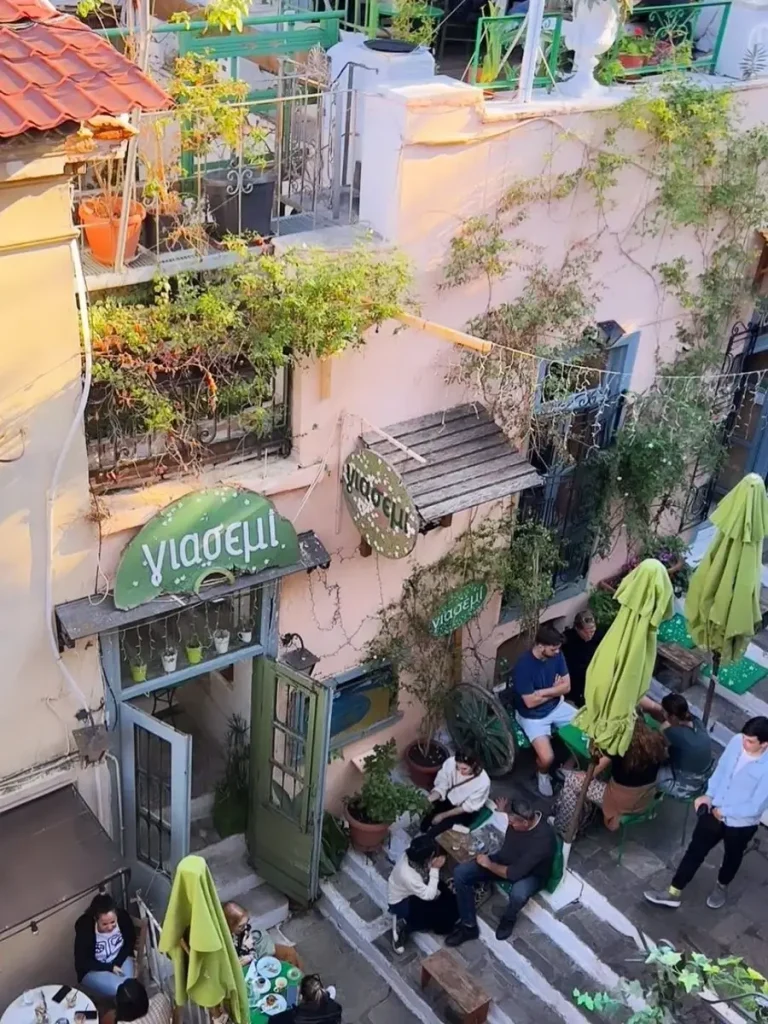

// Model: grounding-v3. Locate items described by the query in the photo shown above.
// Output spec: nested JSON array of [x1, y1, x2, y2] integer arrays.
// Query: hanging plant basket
[[130, 660, 148, 683], [186, 641, 204, 665], [161, 649, 178, 674], [213, 629, 231, 655]]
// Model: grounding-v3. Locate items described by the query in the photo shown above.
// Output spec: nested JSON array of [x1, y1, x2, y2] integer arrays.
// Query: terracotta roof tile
[[0, 0, 171, 139]]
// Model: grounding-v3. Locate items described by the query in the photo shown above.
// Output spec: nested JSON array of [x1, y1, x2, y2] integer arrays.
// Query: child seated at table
[[101, 980, 171, 1024], [222, 902, 302, 970]]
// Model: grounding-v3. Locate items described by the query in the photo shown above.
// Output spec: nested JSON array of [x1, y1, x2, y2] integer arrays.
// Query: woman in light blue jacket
[[644, 716, 768, 911]]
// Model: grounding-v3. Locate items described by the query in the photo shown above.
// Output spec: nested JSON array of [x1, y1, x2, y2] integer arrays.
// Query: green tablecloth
[[244, 961, 302, 1023]]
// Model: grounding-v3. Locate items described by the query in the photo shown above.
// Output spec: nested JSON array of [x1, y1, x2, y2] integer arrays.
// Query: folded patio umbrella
[[159, 854, 248, 1023], [563, 559, 673, 857], [685, 472, 768, 724]]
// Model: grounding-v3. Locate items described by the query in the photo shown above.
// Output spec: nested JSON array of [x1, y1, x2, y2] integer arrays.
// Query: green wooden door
[[248, 658, 332, 906]]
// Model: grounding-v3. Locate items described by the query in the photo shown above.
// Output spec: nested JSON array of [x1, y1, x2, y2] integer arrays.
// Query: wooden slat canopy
[[362, 404, 542, 524]]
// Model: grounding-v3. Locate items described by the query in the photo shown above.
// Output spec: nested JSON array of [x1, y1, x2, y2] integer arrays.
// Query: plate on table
[[245, 966, 270, 995], [255, 956, 281, 979], [257, 993, 287, 1016]]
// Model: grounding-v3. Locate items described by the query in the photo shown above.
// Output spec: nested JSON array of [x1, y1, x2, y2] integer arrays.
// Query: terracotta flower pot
[[404, 740, 449, 789], [617, 53, 647, 70], [345, 806, 392, 853], [78, 196, 145, 266]]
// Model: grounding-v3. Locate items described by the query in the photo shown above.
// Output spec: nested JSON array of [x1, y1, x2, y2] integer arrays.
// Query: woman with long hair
[[270, 974, 342, 1024], [554, 717, 669, 835], [421, 749, 490, 837], [74, 893, 136, 998]]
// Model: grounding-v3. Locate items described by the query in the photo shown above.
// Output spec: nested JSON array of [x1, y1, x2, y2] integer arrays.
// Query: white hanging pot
[[161, 649, 178, 674], [238, 627, 253, 644], [213, 629, 231, 654]]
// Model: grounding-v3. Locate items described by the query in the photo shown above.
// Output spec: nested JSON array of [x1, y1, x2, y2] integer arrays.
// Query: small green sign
[[429, 581, 488, 636], [114, 487, 300, 610], [342, 448, 418, 559]]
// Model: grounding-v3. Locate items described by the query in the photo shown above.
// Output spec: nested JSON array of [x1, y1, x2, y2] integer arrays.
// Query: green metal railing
[[469, 12, 564, 92], [598, 1, 731, 80]]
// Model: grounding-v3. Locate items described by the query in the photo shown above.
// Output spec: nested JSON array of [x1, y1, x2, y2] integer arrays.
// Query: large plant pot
[[404, 740, 449, 789], [78, 196, 145, 266], [142, 210, 185, 254], [345, 806, 392, 853], [617, 53, 647, 70], [204, 168, 275, 239]]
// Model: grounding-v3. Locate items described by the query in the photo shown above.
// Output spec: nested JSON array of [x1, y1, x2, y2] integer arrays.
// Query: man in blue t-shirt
[[507, 624, 575, 797]]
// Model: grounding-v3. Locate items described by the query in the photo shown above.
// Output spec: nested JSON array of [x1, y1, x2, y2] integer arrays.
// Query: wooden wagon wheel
[[444, 682, 516, 778]]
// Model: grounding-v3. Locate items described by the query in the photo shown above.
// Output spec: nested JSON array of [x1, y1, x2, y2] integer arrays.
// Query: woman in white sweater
[[387, 835, 446, 953], [421, 750, 491, 837]]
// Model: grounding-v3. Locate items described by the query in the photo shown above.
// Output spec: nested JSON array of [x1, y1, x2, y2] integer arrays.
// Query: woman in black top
[[74, 893, 136, 998], [271, 975, 342, 1024], [554, 717, 669, 835]]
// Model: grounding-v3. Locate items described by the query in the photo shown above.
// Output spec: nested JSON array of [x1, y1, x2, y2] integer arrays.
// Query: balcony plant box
[[204, 168, 276, 240], [597, 557, 685, 596], [78, 196, 145, 266]]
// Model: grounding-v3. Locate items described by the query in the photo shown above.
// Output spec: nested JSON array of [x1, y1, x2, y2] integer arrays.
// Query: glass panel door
[[120, 702, 191, 915]]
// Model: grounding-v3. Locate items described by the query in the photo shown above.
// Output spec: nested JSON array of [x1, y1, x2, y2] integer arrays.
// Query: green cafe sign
[[114, 487, 300, 610], [429, 581, 488, 637], [342, 448, 418, 559]]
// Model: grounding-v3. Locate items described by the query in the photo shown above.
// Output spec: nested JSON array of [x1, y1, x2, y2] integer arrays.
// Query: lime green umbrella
[[575, 557, 674, 756], [685, 472, 768, 724], [159, 855, 248, 1023]]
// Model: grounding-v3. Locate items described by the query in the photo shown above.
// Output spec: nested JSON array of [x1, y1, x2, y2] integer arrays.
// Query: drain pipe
[[44, 240, 104, 820]]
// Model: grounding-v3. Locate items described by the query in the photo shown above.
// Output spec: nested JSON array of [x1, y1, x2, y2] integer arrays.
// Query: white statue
[[560, 0, 620, 96]]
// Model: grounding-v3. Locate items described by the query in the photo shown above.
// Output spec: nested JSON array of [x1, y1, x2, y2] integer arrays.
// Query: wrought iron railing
[[86, 365, 291, 492], [469, 12, 564, 92], [598, 1, 731, 80], [135, 895, 209, 1024]]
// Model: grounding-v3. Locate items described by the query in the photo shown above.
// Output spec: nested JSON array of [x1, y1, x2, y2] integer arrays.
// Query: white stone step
[[237, 881, 289, 932], [198, 832, 266, 902]]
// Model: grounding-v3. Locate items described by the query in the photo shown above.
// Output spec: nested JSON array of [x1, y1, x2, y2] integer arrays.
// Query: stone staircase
[[195, 830, 289, 931], [319, 848, 650, 1024]]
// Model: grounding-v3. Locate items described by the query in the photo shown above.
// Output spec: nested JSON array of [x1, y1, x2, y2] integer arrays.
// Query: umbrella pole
[[702, 652, 720, 727]]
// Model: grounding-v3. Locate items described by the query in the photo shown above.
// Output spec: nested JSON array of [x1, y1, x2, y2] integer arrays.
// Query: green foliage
[[389, 0, 438, 47], [318, 814, 350, 877], [588, 588, 620, 630], [574, 944, 768, 1023], [617, 34, 655, 57], [505, 520, 562, 638], [204, 0, 250, 33], [346, 741, 429, 825], [88, 244, 412, 454], [213, 714, 250, 838]]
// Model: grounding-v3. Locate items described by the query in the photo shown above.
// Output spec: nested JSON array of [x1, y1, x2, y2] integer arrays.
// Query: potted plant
[[345, 741, 429, 852], [186, 633, 204, 665], [616, 33, 655, 70], [588, 588, 620, 630], [237, 622, 254, 644], [78, 157, 146, 266], [161, 646, 178, 674], [129, 653, 148, 683], [213, 628, 231, 655], [367, 0, 438, 52], [168, 54, 275, 241], [213, 714, 250, 837]]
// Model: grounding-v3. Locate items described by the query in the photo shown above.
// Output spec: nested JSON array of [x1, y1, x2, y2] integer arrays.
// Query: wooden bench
[[656, 642, 706, 692], [420, 949, 491, 1024]]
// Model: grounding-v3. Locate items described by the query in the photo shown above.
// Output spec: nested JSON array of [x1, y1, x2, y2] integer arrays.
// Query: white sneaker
[[537, 772, 553, 797]]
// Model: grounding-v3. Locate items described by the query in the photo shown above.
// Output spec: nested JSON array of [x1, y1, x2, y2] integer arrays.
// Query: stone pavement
[[280, 910, 421, 1024]]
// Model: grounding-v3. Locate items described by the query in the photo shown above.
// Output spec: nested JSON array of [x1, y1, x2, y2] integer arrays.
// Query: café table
[[244, 958, 302, 1022], [1, 986, 97, 1024]]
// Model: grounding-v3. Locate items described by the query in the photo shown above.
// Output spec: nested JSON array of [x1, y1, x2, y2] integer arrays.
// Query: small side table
[[420, 949, 491, 1024], [656, 642, 706, 692]]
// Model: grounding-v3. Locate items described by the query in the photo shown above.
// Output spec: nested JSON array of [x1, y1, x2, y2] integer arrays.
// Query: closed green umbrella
[[685, 472, 768, 724], [563, 559, 673, 857], [575, 558, 674, 756], [159, 855, 248, 1024]]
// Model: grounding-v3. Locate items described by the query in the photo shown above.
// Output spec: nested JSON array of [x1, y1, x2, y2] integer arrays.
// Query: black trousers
[[672, 812, 757, 889], [421, 799, 476, 838]]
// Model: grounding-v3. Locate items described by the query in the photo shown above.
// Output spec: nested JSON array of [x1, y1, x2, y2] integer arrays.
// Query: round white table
[[1, 986, 97, 1024]]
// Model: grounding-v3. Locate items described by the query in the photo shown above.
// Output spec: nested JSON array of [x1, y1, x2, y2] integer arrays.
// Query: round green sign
[[114, 487, 300, 610], [342, 448, 418, 559], [429, 581, 488, 636]]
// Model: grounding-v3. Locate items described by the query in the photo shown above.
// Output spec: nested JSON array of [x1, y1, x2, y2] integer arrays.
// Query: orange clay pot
[[78, 195, 145, 266]]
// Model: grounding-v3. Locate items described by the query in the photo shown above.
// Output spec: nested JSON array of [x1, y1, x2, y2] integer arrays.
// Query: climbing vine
[[442, 80, 768, 557]]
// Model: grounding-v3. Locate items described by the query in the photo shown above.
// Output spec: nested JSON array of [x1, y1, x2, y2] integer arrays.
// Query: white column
[[518, 0, 547, 103]]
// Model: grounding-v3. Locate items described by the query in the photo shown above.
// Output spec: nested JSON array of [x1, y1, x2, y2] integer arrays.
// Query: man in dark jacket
[[562, 610, 604, 708], [446, 798, 556, 946], [75, 893, 136, 997]]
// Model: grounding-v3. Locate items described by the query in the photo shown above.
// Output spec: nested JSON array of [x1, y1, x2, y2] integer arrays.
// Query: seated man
[[507, 624, 575, 796], [446, 798, 556, 946]]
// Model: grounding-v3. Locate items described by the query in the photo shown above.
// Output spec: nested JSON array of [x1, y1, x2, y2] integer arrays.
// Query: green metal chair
[[616, 791, 664, 865]]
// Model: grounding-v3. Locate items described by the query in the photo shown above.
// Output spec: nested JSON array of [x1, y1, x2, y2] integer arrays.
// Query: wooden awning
[[55, 530, 330, 646], [362, 404, 542, 524]]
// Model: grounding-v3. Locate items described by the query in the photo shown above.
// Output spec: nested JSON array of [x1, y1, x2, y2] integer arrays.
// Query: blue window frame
[[329, 662, 399, 750]]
